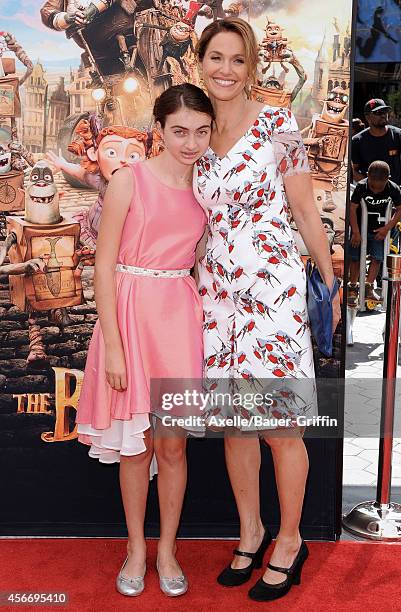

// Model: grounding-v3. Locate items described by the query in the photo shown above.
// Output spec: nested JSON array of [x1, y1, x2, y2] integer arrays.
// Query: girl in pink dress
[[75, 84, 214, 597]]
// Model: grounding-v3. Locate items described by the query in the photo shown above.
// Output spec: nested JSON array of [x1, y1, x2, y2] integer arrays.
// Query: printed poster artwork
[[0, 1, 352, 447], [356, 0, 401, 63]]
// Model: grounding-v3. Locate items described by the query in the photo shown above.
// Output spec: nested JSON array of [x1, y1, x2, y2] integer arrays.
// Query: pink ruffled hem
[[77, 414, 158, 478]]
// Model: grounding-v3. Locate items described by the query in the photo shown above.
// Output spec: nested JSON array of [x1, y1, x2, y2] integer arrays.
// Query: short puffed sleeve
[[270, 108, 311, 178]]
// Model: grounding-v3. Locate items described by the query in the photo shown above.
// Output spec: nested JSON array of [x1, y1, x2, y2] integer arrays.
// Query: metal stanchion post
[[358, 200, 368, 312], [380, 202, 393, 312], [342, 254, 401, 540], [346, 202, 368, 345]]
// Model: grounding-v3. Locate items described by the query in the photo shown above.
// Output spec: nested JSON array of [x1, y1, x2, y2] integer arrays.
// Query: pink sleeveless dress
[[76, 162, 206, 463]]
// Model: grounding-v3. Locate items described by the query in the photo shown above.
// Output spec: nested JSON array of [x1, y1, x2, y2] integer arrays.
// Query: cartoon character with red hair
[[46, 118, 157, 248]]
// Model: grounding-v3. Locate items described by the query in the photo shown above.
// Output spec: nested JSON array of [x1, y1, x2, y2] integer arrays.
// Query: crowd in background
[[348, 98, 401, 304]]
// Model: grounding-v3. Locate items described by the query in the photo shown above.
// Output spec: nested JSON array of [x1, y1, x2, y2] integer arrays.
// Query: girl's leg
[[224, 435, 265, 570], [119, 428, 154, 577], [261, 427, 309, 584], [153, 421, 187, 577]]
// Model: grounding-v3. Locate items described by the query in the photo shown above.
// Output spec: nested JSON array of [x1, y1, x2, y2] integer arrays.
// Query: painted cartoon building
[[312, 32, 329, 102], [328, 22, 351, 92], [297, 20, 351, 126], [45, 77, 70, 151], [21, 61, 47, 154], [68, 61, 95, 115]]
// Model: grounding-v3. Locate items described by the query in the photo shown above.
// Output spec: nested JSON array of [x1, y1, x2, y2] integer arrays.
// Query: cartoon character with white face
[[47, 123, 149, 248], [0, 143, 11, 175], [0, 139, 35, 175], [25, 161, 61, 225], [321, 87, 349, 124]]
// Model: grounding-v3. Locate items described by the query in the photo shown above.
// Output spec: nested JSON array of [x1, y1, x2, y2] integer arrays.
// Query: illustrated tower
[[312, 31, 329, 103]]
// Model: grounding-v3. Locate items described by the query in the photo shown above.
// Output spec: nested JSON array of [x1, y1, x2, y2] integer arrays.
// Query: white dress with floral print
[[194, 105, 317, 425]]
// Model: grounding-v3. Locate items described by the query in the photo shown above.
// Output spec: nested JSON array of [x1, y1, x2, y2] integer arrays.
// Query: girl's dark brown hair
[[196, 17, 259, 86], [153, 83, 215, 128]]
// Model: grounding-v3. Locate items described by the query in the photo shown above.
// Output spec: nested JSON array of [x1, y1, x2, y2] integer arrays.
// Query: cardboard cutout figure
[[24, 162, 62, 225], [302, 86, 349, 190], [251, 18, 306, 107], [2, 162, 93, 365]]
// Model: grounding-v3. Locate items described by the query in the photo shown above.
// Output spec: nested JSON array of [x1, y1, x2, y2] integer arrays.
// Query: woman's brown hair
[[196, 17, 259, 87]]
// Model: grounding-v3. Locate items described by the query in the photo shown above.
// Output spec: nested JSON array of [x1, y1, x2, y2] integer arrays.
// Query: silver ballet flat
[[156, 561, 188, 597], [116, 557, 145, 597]]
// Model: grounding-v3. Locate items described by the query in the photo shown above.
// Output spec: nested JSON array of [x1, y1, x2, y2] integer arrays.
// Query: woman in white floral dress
[[197, 104, 315, 390], [194, 18, 341, 603]]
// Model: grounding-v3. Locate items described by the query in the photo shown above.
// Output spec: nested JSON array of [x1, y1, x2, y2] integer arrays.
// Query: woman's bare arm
[[284, 173, 334, 286], [284, 173, 341, 332]]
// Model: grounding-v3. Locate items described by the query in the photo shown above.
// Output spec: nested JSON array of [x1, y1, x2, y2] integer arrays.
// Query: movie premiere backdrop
[[0, 0, 352, 537]]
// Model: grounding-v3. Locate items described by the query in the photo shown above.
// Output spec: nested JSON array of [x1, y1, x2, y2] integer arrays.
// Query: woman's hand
[[331, 291, 341, 335], [105, 343, 127, 391]]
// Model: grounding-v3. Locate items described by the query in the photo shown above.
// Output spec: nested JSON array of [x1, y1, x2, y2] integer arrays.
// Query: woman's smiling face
[[200, 31, 249, 102]]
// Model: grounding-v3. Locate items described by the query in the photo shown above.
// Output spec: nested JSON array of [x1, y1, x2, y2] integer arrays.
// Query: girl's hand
[[105, 345, 127, 391], [332, 291, 341, 335]]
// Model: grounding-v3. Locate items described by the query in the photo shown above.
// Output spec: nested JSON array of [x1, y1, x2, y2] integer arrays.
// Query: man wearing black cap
[[352, 98, 401, 186]]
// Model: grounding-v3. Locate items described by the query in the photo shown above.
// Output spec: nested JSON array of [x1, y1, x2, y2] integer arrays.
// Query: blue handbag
[[306, 259, 339, 357]]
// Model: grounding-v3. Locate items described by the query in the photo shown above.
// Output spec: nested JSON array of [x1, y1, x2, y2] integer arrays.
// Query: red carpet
[[1, 539, 401, 611]]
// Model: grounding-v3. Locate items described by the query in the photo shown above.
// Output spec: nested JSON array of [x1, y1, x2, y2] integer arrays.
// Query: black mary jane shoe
[[217, 527, 272, 587], [248, 540, 309, 602]]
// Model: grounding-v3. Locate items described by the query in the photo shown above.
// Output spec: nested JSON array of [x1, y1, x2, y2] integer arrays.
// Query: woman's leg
[[224, 435, 265, 569], [261, 427, 309, 584], [119, 428, 154, 577], [153, 422, 187, 577]]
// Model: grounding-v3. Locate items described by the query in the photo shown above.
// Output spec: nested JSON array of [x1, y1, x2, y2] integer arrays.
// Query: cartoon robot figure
[[3, 161, 93, 365], [259, 19, 291, 73], [302, 86, 349, 194], [0, 32, 34, 216], [251, 19, 306, 108]]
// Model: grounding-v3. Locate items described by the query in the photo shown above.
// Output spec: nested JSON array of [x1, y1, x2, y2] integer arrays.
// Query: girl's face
[[158, 107, 212, 165], [201, 31, 249, 102]]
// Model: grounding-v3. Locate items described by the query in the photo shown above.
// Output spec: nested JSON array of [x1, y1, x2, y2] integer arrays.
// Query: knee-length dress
[[194, 106, 316, 425], [76, 162, 206, 462]]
